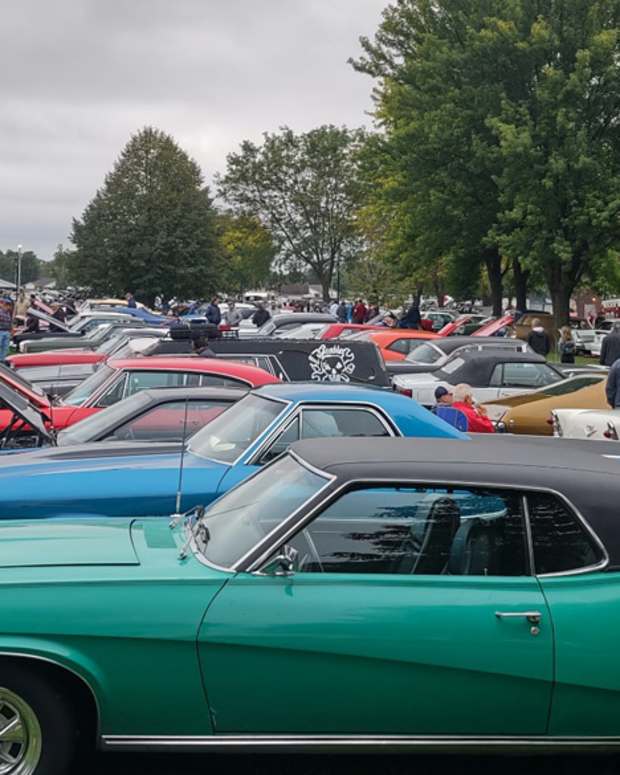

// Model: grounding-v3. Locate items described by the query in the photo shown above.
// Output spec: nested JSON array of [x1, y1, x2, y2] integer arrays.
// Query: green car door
[[199, 484, 553, 736]]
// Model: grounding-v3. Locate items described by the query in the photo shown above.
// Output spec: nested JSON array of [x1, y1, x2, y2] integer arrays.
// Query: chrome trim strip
[[243, 476, 609, 576], [522, 495, 536, 576], [100, 734, 620, 753]]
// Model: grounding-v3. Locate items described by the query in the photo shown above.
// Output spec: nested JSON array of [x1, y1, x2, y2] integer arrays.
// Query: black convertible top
[[291, 436, 620, 566], [434, 349, 561, 387]]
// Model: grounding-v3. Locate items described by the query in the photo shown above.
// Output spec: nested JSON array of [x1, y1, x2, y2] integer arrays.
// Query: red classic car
[[0, 358, 279, 433]]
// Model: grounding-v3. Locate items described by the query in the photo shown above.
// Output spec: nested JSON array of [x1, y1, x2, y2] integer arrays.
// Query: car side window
[[502, 363, 559, 388], [288, 486, 527, 576], [388, 339, 410, 355], [301, 408, 391, 439], [527, 492, 604, 574], [489, 364, 503, 386], [106, 400, 230, 442], [198, 374, 248, 388]]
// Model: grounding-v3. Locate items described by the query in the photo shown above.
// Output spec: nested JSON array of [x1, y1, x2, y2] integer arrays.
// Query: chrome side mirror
[[261, 544, 299, 576]]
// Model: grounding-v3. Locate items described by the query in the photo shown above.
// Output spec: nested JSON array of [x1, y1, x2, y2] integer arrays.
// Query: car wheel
[[0, 665, 77, 775]]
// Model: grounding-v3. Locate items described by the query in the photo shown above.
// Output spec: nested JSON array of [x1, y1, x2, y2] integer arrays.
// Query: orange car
[[351, 329, 441, 362]]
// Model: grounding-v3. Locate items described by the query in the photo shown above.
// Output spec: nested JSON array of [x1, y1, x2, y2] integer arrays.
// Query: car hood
[[0, 518, 139, 568]]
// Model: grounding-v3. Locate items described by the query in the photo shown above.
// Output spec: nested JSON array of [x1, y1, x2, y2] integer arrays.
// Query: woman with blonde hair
[[451, 384, 495, 433], [558, 326, 576, 364]]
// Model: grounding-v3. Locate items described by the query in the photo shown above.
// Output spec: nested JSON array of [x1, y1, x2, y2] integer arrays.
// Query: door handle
[[495, 611, 542, 625]]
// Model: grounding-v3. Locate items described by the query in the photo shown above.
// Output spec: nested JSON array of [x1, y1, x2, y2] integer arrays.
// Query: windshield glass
[[188, 393, 283, 462], [84, 323, 111, 340], [63, 364, 114, 406], [257, 320, 276, 336], [405, 343, 443, 364], [199, 455, 329, 569], [536, 375, 604, 396], [96, 334, 126, 355], [58, 390, 153, 445]]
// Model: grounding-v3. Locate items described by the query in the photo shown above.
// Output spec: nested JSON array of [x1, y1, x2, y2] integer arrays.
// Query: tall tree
[[217, 213, 275, 296], [0, 249, 41, 286], [71, 127, 221, 303], [218, 126, 365, 300]]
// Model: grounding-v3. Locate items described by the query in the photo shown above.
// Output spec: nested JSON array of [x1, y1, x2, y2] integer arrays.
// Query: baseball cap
[[434, 386, 452, 401]]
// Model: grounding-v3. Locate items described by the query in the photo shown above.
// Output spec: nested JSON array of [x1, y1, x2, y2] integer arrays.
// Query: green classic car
[[1, 435, 619, 774]]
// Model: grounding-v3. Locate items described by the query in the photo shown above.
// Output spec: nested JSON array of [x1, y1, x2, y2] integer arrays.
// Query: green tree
[[48, 244, 77, 289], [218, 126, 366, 301], [0, 249, 41, 286], [354, 1, 620, 323], [71, 127, 221, 303], [217, 213, 275, 296]]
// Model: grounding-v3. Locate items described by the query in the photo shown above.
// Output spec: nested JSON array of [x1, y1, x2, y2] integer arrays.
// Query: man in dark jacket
[[399, 302, 422, 329], [527, 318, 551, 357], [251, 302, 270, 328], [600, 322, 620, 367], [205, 297, 221, 326], [606, 359, 620, 408]]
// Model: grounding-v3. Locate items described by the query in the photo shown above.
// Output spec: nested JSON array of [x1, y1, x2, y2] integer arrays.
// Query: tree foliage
[[0, 249, 41, 286], [217, 213, 275, 295], [218, 125, 366, 300], [353, 0, 620, 322], [70, 127, 221, 303]]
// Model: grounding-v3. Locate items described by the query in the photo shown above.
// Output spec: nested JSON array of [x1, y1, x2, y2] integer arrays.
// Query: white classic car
[[552, 408, 620, 440], [392, 350, 564, 406]]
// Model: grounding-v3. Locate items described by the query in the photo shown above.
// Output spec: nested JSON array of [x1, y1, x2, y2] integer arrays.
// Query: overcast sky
[[1, 0, 385, 261]]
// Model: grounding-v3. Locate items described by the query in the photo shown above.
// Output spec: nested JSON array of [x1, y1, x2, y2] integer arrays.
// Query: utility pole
[[15, 245, 23, 295]]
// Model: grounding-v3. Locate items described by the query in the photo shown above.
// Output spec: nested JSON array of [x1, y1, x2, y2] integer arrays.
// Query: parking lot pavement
[[84, 752, 620, 775]]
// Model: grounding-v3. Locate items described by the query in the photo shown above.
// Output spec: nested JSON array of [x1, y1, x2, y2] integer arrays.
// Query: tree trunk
[[483, 247, 503, 317], [512, 258, 529, 313], [320, 274, 331, 302], [549, 283, 572, 328]]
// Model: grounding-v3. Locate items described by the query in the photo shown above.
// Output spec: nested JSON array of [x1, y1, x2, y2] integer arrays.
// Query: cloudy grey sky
[[1, 0, 386, 261]]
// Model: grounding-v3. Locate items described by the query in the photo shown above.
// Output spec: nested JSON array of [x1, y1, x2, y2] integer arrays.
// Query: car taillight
[[397, 387, 413, 398]]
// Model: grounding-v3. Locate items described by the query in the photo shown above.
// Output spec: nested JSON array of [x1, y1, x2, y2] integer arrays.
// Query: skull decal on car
[[309, 344, 356, 383]]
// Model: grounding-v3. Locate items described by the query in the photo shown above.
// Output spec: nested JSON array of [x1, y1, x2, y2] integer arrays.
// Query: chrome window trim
[[246, 400, 399, 468], [241, 476, 609, 576], [522, 495, 536, 577], [193, 450, 336, 572], [100, 734, 620, 753]]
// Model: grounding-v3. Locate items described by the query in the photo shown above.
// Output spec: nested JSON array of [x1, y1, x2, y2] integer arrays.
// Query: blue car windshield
[[199, 454, 329, 569], [188, 393, 284, 463]]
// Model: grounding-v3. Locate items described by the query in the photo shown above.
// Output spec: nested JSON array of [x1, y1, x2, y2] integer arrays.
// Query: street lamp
[[15, 245, 23, 295]]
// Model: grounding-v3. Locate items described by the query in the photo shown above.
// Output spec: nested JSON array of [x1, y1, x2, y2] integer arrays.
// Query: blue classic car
[[0, 383, 466, 520]]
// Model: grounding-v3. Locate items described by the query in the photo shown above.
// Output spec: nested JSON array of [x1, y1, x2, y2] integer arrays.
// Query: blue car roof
[[254, 382, 467, 440]]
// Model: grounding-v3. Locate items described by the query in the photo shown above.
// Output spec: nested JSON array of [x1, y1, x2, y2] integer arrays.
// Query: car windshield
[[188, 393, 284, 462], [96, 334, 126, 355], [198, 454, 329, 569], [405, 343, 444, 364], [58, 390, 153, 445], [63, 364, 114, 406], [84, 323, 112, 340], [257, 320, 276, 336]]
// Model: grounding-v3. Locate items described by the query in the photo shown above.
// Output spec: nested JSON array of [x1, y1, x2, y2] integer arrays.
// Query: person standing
[[329, 299, 339, 317], [13, 290, 28, 321], [205, 297, 222, 326], [558, 326, 576, 364], [0, 299, 12, 361], [251, 302, 270, 328], [399, 302, 422, 329], [223, 301, 242, 327], [600, 321, 620, 366], [451, 384, 495, 433], [606, 359, 620, 408], [126, 292, 137, 309], [527, 318, 551, 357], [336, 300, 347, 323], [352, 299, 367, 324]]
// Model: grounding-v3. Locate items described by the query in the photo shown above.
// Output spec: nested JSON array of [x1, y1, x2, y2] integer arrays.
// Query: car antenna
[[171, 398, 190, 523]]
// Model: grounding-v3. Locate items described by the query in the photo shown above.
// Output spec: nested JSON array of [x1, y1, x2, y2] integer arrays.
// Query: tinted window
[[289, 486, 527, 576], [528, 492, 604, 574], [106, 400, 231, 442], [502, 362, 559, 388]]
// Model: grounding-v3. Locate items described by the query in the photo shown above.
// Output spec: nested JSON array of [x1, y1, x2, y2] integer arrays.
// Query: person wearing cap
[[433, 385, 453, 407], [0, 298, 12, 361], [452, 383, 495, 433]]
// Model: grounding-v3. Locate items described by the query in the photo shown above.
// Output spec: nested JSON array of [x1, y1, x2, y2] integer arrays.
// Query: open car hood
[[26, 307, 73, 333], [0, 381, 53, 443]]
